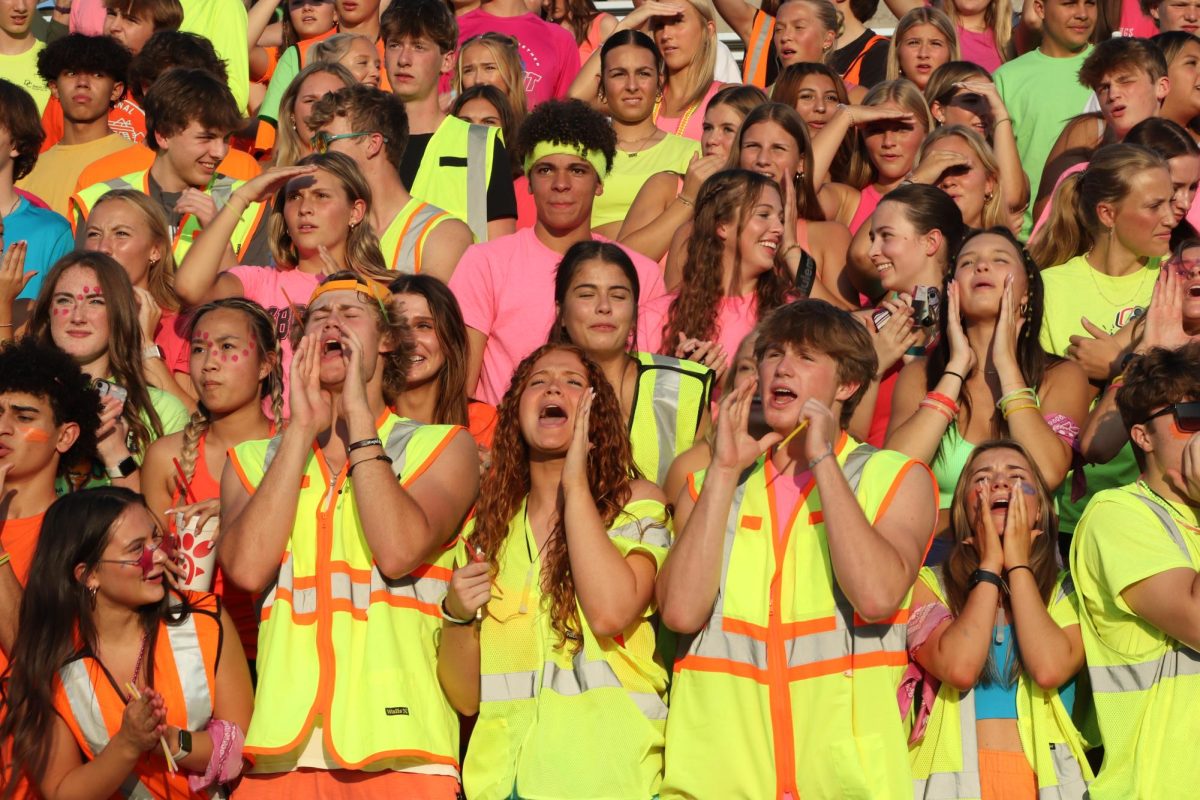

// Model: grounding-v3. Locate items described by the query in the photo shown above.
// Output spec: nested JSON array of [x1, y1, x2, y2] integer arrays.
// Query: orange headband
[[308, 278, 391, 306]]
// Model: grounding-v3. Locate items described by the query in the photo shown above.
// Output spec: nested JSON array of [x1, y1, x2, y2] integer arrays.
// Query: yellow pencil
[[777, 418, 809, 450], [125, 682, 178, 773]]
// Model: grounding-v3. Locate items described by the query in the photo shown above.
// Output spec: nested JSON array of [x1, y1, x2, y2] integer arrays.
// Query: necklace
[[616, 128, 660, 155], [1084, 256, 1154, 313], [1138, 480, 1200, 534], [2, 196, 18, 217], [652, 91, 702, 136], [104, 627, 149, 700]]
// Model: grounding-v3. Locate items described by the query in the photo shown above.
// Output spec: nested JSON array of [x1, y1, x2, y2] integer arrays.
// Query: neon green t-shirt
[[1040, 254, 1159, 533], [1070, 483, 1200, 799], [0, 41, 49, 113], [590, 133, 700, 229]]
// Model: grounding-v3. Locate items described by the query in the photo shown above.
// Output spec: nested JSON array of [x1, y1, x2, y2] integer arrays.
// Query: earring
[[984, 192, 993, 202], [87, 585, 97, 609], [1018, 301, 1029, 317]]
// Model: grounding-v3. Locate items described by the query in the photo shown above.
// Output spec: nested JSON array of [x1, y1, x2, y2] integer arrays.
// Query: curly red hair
[[471, 344, 634, 650]]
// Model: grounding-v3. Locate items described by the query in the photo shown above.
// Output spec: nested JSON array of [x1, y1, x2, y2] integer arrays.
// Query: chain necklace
[[652, 91, 702, 136], [1084, 257, 1154, 313]]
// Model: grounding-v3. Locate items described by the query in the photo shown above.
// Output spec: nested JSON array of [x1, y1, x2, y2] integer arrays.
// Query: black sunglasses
[[1142, 402, 1200, 433]]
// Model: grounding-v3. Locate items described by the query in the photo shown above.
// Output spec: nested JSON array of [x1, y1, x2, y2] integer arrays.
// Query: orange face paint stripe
[[17, 426, 50, 443]]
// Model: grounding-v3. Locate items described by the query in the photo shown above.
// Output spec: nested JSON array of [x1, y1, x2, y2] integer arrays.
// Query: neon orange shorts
[[979, 747, 1037, 800], [234, 769, 459, 799]]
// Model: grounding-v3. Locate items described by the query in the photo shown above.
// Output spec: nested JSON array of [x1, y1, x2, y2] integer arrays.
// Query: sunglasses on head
[[1142, 402, 1200, 433]]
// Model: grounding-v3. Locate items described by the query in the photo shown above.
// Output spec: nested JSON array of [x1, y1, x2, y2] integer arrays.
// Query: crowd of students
[[0, 0, 1198, 797]]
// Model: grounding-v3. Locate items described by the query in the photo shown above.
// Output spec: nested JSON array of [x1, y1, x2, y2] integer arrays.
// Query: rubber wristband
[[347, 437, 383, 453], [943, 370, 966, 383], [441, 597, 475, 625], [1006, 564, 1034, 579], [347, 454, 392, 476]]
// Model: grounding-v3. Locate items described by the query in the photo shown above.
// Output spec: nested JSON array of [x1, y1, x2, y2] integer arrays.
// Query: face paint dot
[[201, 331, 210, 340], [242, 349, 250, 357], [231, 354, 239, 362], [221, 354, 228, 362]]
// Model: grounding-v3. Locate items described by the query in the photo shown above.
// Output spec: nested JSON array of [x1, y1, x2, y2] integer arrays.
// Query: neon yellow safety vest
[[628, 352, 713, 486], [661, 435, 935, 800], [69, 170, 265, 262], [909, 567, 1093, 799], [1070, 486, 1200, 799], [227, 414, 462, 772], [463, 496, 673, 799], [379, 198, 458, 274], [409, 115, 497, 242]]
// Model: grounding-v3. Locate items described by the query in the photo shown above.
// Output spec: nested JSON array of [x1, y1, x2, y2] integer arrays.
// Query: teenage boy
[[0, 79, 73, 307], [383, 0, 517, 242], [1070, 342, 1200, 799], [994, 0, 1098, 238], [0, 0, 49, 112], [449, 99, 668, 405], [307, 85, 472, 280], [0, 337, 101, 658], [457, 0, 579, 108], [70, 67, 268, 264], [221, 273, 479, 796], [657, 300, 937, 799], [18, 34, 133, 217], [1036, 36, 1169, 216]]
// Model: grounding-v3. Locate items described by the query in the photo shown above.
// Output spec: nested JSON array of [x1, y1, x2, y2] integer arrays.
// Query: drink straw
[[124, 683, 178, 773], [171, 458, 197, 504]]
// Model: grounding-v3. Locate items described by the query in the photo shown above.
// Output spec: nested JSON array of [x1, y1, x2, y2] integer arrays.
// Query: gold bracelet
[[0, 553, 11, 568]]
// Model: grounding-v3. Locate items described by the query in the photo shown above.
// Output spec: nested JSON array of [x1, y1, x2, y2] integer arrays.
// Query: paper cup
[[173, 513, 220, 591]]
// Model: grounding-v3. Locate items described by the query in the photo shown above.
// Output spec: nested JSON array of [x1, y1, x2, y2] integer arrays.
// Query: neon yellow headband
[[523, 141, 609, 182]]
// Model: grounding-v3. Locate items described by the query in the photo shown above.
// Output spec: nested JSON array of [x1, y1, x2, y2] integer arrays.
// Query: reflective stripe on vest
[[393, 201, 451, 273], [1087, 494, 1200, 694], [466, 123, 489, 241], [741, 12, 776, 88], [629, 353, 712, 485], [913, 690, 981, 800], [58, 616, 212, 799], [481, 649, 669, 721]]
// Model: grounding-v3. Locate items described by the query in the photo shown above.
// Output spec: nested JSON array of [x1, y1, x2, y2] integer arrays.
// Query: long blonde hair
[[455, 33, 528, 127], [1029, 144, 1168, 269], [851, 79, 934, 189], [89, 190, 181, 313], [939, 0, 1012, 64], [917, 124, 1006, 229], [885, 7, 960, 82], [653, 0, 718, 111], [272, 61, 357, 168], [267, 152, 391, 282]]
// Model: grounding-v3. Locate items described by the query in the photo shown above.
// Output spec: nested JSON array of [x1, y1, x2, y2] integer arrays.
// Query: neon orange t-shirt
[[0, 513, 46, 673]]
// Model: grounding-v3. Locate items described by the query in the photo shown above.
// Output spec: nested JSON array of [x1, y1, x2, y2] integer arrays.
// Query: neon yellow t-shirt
[[1040, 254, 1160, 533], [1069, 483, 1200, 799], [590, 133, 700, 229], [180, 0, 250, 113], [0, 41, 49, 113]]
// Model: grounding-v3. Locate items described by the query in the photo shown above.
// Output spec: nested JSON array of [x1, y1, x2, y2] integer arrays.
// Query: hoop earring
[[1018, 301, 1029, 317]]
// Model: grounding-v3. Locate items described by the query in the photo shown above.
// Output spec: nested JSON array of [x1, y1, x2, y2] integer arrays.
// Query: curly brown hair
[[661, 169, 792, 352], [470, 344, 634, 651]]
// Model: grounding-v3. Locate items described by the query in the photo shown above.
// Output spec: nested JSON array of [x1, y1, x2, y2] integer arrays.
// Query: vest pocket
[[829, 733, 901, 799]]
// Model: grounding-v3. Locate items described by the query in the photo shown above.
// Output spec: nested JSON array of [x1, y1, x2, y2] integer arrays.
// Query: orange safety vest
[[53, 592, 224, 799], [74, 145, 262, 196], [842, 34, 888, 87], [742, 10, 777, 89]]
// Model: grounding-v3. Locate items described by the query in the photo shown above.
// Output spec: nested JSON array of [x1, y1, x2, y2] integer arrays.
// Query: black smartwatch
[[969, 568, 1007, 594], [171, 728, 192, 761], [105, 456, 138, 479]]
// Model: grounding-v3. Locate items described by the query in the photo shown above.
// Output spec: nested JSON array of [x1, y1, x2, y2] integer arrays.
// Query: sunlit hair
[[940, 0, 1010, 65], [662, 169, 792, 352], [470, 344, 637, 651], [727, 102, 824, 221], [88, 190, 181, 313], [924, 60, 994, 135], [295, 270, 414, 402], [650, 0, 718, 111], [268, 151, 391, 282], [601, 28, 665, 79], [310, 33, 372, 67], [1079, 35, 1168, 90], [179, 299, 283, 486], [29, 252, 163, 455], [1151, 30, 1198, 68], [772, 63, 865, 186], [544, 0, 606, 46], [387, 273, 472, 426], [927, 226, 1052, 433], [1029, 143, 1168, 268], [451, 84, 520, 167], [272, 61, 357, 168], [455, 33, 528, 125], [707, 83, 768, 119], [0, 489, 192, 794], [549, 240, 641, 350], [917, 125, 1006, 229], [944, 440, 1059, 684], [851, 79, 934, 189], [876, 182, 967, 269], [280, 0, 334, 49], [778, 0, 840, 62], [1117, 340, 1200, 432], [885, 7, 960, 82]]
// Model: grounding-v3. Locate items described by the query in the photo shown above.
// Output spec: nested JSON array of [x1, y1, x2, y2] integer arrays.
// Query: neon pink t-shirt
[[450, 227, 668, 404], [228, 266, 321, 417], [457, 10, 581, 109], [1118, 0, 1158, 38], [655, 82, 722, 143], [70, 0, 106, 34], [639, 291, 760, 376], [956, 26, 1003, 73], [850, 183, 883, 235]]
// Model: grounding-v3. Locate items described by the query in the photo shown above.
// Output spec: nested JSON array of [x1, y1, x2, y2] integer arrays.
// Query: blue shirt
[[4, 196, 73, 301]]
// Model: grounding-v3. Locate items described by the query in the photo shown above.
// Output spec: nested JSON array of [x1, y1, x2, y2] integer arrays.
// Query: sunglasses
[[98, 534, 170, 577], [1142, 402, 1200, 433], [309, 130, 385, 154]]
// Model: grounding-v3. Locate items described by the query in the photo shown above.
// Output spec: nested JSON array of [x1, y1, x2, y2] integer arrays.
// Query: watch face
[[179, 728, 192, 754]]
